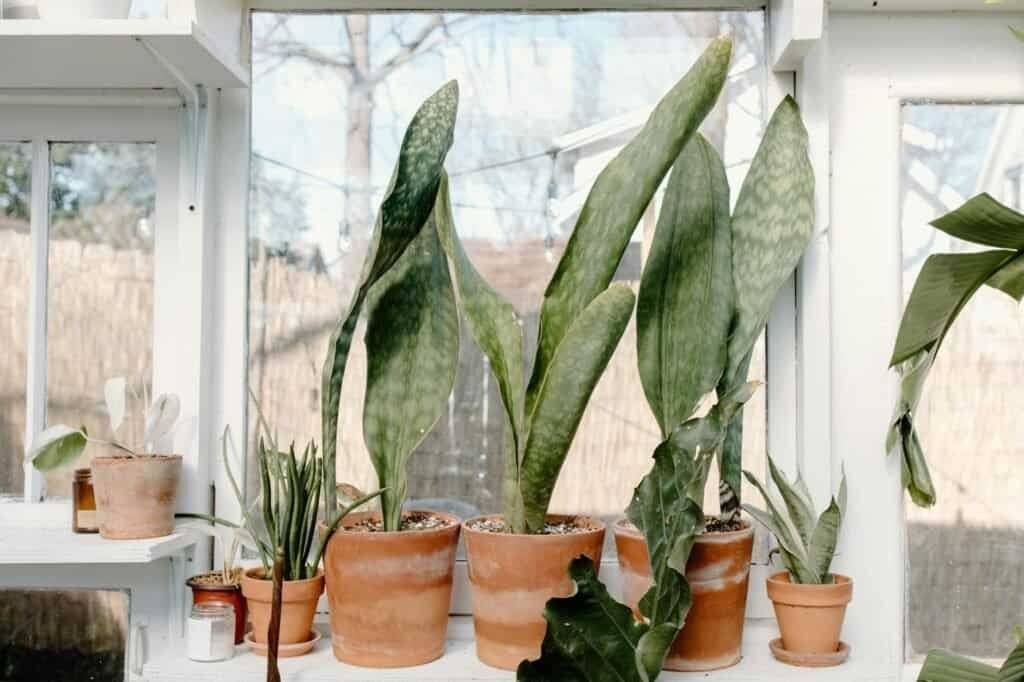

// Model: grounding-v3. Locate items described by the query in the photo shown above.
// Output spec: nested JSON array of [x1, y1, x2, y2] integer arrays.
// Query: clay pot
[[90, 455, 181, 539], [241, 568, 324, 647], [463, 514, 605, 671], [186, 572, 247, 644], [767, 572, 853, 657], [324, 511, 460, 667], [614, 519, 754, 672]]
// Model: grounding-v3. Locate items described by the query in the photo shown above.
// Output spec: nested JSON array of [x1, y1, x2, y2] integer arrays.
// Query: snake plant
[[436, 35, 734, 535], [319, 81, 459, 522], [917, 627, 1024, 681], [888, 195, 1024, 507], [742, 454, 846, 584]]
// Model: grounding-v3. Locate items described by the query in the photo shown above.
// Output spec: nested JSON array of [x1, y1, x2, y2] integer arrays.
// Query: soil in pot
[[91, 455, 181, 540], [614, 517, 754, 672], [767, 571, 853, 661], [187, 570, 246, 644], [324, 511, 460, 668], [240, 568, 323, 647], [463, 514, 605, 671]]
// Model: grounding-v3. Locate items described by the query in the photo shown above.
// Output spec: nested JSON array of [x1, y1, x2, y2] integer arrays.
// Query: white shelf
[[0, 19, 248, 89], [0, 523, 197, 564], [140, 617, 897, 682]]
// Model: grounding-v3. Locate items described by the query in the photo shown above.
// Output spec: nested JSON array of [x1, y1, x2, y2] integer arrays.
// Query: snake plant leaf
[[637, 134, 732, 438], [525, 36, 733, 417], [930, 193, 1024, 249], [519, 284, 636, 532], [807, 497, 842, 582], [767, 456, 816, 545], [918, 650, 999, 682], [321, 80, 459, 516], [363, 218, 459, 531], [27, 425, 87, 471], [741, 473, 817, 583]]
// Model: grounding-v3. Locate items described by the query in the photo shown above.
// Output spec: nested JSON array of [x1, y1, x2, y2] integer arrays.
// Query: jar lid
[[73, 468, 92, 480], [190, 602, 234, 618]]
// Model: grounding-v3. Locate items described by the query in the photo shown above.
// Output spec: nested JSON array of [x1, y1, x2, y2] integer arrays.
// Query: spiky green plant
[[888, 195, 1024, 507], [319, 81, 459, 523], [742, 455, 846, 584], [917, 627, 1024, 681]]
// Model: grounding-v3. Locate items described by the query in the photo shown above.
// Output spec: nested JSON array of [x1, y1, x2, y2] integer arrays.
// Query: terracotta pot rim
[[767, 571, 852, 588], [767, 571, 853, 607], [92, 453, 183, 463], [613, 517, 753, 540], [333, 510, 461, 537], [462, 513, 605, 539], [242, 566, 325, 584], [186, 572, 242, 591]]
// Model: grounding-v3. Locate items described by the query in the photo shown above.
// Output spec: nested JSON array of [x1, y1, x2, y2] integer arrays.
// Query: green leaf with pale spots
[[321, 80, 459, 517], [525, 36, 733, 419], [637, 134, 732, 439], [28, 425, 87, 471], [363, 216, 459, 531]]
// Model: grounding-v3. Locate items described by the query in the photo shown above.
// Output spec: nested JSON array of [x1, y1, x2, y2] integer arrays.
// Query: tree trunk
[[343, 16, 374, 250]]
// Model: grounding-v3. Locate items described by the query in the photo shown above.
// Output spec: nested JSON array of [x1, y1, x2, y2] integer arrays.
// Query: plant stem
[[266, 549, 284, 682]]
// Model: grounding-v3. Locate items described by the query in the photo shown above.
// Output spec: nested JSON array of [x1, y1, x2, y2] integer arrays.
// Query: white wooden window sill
[[138, 617, 896, 682]]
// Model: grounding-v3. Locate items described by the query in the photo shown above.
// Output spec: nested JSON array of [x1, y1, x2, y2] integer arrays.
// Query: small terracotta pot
[[240, 567, 324, 647], [463, 514, 605, 671], [186, 572, 247, 644], [324, 510, 460, 667], [614, 519, 754, 672], [91, 455, 181, 539], [767, 572, 853, 657]]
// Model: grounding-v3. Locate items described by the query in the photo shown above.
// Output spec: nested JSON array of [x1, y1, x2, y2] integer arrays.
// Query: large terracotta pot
[[91, 455, 181, 539], [324, 511, 460, 667], [767, 572, 852, 657], [241, 568, 324, 647], [614, 519, 754, 671], [463, 514, 605, 671], [187, 572, 247, 644]]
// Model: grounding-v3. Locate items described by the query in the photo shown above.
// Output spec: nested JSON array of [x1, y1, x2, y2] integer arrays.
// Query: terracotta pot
[[186, 572, 247, 644], [614, 519, 754, 672], [91, 455, 181, 539], [324, 511, 460, 667], [241, 567, 324, 647], [767, 572, 853, 657], [463, 514, 605, 671]]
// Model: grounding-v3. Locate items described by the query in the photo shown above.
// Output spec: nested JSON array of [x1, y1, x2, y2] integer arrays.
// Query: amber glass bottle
[[72, 468, 99, 533]]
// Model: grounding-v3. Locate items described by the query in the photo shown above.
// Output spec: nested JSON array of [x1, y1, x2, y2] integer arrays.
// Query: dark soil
[[187, 569, 242, 587], [704, 516, 745, 533], [466, 517, 598, 535], [348, 512, 455, 532]]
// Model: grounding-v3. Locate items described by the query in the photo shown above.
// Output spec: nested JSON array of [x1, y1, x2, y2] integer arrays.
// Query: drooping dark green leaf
[[987, 254, 1024, 301], [525, 36, 734, 418], [930, 193, 1024, 250], [717, 348, 751, 521], [519, 284, 636, 532], [320, 81, 459, 516], [637, 134, 732, 439], [917, 650, 999, 682], [28, 425, 87, 472], [363, 217, 459, 531]]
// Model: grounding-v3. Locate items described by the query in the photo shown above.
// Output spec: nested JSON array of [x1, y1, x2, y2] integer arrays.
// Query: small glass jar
[[186, 602, 235, 662], [72, 468, 99, 534]]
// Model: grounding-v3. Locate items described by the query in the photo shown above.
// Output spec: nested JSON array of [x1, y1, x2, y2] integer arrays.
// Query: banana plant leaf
[[363, 216, 459, 531], [524, 35, 733, 418], [637, 133, 732, 439], [888, 195, 1024, 507], [320, 80, 459, 516], [918, 628, 1024, 682]]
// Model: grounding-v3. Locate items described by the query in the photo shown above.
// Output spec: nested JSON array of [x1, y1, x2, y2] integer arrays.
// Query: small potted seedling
[[744, 456, 852, 667], [28, 377, 185, 539]]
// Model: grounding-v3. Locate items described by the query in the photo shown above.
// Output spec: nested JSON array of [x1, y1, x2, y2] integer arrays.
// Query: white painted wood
[[768, 0, 825, 72], [0, 526, 198, 564], [0, 89, 182, 107], [832, 0, 1024, 11], [0, 19, 247, 89], [247, 0, 764, 8]]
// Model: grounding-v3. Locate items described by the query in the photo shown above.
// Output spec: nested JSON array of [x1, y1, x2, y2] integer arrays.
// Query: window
[[248, 10, 769, 521], [901, 103, 1024, 661]]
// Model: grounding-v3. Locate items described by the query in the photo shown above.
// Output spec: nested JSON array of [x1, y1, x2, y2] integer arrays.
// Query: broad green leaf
[[917, 649, 998, 681], [890, 250, 1016, 366], [637, 134, 732, 438], [526, 36, 733, 417], [104, 376, 127, 434], [363, 220, 459, 531], [987, 254, 1024, 301], [767, 457, 816, 545], [1002, 635, 1024, 682], [724, 95, 814, 389], [807, 498, 842, 583], [28, 425, 87, 472], [321, 80, 458, 516], [519, 285, 635, 532], [930, 193, 1024, 250]]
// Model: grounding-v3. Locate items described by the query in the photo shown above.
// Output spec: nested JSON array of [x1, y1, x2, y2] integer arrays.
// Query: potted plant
[[742, 455, 850, 667], [428, 37, 737, 671], [27, 377, 184, 539], [320, 81, 463, 668]]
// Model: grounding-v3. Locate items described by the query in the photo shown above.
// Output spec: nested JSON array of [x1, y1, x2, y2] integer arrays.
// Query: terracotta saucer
[[245, 629, 321, 658], [769, 638, 850, 667]]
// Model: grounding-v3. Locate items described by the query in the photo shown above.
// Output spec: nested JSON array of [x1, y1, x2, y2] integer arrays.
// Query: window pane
[[902, 103, 1024, 661], [45, 143, 156, 497], [0, 142, 30, 497], [249, 12, 767, 520]]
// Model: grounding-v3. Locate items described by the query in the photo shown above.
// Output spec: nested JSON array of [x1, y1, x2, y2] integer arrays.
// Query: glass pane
[[902, 103, 1024, 661], [249, 12, 767, 522], [0, 142, 31, 497], [45, 142, 156, 498]]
